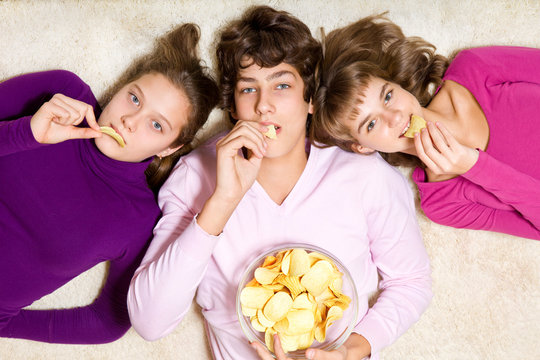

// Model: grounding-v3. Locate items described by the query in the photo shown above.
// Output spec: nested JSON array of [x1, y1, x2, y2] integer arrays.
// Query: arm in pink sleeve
[[127, 160, 219, 341], [354, 162, 432, 354], [415, 151, 540, 240], [452, 46, 540, 85]]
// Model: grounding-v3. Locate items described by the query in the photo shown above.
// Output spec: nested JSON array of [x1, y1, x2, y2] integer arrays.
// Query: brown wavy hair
[[311, 14, 449, 166], [216, 5, 322, 120], [101, 23, 219, 192]]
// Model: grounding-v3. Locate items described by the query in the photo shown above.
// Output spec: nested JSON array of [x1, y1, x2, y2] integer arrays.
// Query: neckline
[[251, 140, 317, 209], [80, 139, 152, 185]]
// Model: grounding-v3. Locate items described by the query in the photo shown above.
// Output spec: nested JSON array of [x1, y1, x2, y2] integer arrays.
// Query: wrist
[[196, 192, 240, 236]]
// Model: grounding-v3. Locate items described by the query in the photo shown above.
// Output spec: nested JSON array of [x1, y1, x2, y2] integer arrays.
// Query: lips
[[110, 125, 126, 145], [399, 118, 411, 138]]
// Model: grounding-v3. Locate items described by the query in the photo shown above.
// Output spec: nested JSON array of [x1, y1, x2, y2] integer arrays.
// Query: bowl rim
[[236, 243, 359, 357]]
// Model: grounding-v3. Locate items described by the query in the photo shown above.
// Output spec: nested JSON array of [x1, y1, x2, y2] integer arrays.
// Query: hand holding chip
[[197, 120, 268, 235], [30, 93, 102, 144], [414, 121, 479, 180], [214, 120, 268, 201]]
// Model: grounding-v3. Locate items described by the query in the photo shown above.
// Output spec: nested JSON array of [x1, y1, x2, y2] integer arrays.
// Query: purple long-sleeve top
[[0, 70, 161, 343]]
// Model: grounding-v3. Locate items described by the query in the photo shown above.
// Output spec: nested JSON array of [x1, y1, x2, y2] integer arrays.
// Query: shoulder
[[158, 133, 221, 206], [313, 145, 409, 190]]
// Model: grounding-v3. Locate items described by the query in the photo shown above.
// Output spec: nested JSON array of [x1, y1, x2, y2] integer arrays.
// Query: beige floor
[[1, 1, 539, 359]]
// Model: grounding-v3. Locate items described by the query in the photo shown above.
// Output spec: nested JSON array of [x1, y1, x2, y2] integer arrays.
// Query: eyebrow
[[356, 82, 389, 133], [133, 84, 173, 130], [237, 70, 296, 84]]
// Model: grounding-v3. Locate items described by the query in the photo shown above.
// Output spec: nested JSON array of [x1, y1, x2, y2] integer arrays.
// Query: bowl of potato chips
[[236, 244, 358, 358]]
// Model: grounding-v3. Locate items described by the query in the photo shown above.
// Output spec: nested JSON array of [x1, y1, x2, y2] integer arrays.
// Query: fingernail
[[306, 349, 314, 359]]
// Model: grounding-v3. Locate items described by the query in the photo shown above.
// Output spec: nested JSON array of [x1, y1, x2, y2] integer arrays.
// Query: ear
[[157, 144, 183, 158], [308, 99, 314, 114], [351, 143, 375, 155], [230, 106, 238, 120]]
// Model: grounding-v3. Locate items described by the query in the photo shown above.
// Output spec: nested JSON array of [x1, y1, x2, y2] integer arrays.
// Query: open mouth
[[400, 119, 411, 137]]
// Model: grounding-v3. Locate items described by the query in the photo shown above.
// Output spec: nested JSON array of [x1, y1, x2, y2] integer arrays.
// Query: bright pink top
[[413, 46, 540, 240], [128, 135, 432, 359]]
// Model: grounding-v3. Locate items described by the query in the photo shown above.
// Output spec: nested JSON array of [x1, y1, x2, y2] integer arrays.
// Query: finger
[[51, 94, 98, 130], [231, 120, 268, 148], [414, 131, 443, 174], [250, 341, 274, 360], [307, 348, 346, 360], [273, 334, 293, 360], [65, 126, 102, 140], [435, 122, 459, 149], [49, 95, 85, 125], [425, 121, 450, 155], [218, 133, 266, 159]]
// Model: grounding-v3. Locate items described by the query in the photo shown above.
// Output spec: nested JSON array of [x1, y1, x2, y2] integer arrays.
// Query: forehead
[[236, 61, 301, 83]]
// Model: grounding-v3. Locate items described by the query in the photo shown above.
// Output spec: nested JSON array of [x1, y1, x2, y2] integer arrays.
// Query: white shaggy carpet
[[1, 1, 539, 359]]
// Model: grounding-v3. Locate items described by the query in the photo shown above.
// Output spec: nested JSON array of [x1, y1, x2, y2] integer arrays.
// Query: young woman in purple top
[[312, 15, 540, 240], [0, 23, 218, 344]]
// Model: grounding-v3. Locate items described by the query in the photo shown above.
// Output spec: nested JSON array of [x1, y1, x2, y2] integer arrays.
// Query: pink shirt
[[413, 47, 540, 240], [128, 135, 432, 359]]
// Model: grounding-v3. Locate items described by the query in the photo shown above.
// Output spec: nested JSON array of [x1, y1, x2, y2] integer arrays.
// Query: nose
[[383, 109, 401, 128], [121, 113, 138, 132], [255, 89, 275, 116]]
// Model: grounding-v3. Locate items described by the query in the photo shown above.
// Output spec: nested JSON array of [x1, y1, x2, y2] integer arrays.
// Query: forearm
[[197, 192, 241, 235], [128, 218, 218, 341], [0, 306, 129, 344]]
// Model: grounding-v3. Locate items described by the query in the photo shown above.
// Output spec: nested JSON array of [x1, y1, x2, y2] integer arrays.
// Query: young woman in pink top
[[312, 15, 540, 240], [128, 6, 431, 360]]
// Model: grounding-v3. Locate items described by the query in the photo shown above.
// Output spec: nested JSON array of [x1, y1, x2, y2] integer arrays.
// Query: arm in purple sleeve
[[0, 70, 99, 156]]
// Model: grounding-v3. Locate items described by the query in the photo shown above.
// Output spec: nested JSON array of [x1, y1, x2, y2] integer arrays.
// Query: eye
[[384, 90, 392, 104], [130, 93, 140, 106], [241, 87, 256, 94], [367, 119, 376, 132], [276, 83, 290, 90], [151, 120, 162, 132]]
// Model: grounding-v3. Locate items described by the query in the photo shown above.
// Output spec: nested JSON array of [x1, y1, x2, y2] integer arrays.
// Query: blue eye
[[131, 94, 140, 106], [276, 83, 290, 90], [384, 91, 392, 104], [367, 119, 376, 132], [152, 120, 162, 131], [241, 88, 256, 94]]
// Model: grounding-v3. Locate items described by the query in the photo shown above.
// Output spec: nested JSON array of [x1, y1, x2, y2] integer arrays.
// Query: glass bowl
[[236, 244, 358, 358]]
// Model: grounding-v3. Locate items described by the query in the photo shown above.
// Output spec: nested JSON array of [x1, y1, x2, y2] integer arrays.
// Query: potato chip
[[242, 306, 257, 317], [292, 293, 314, 310], [286, 309, 315, 335], [288, 249, 311, 277], [301, 260, 334, 297], [274, 274, 305, 298], [279, 333, 300, 353], [263, 125, 277, 139], [100, 126, 125, 147], [403, 115, 427, 138], [255, 267, 280, 285], [257, 308, 276, 328], [263, 291, 293, 322], [265, 328, 277, 353], [240, 286, 274, 309], [251, 317, 267, 332]]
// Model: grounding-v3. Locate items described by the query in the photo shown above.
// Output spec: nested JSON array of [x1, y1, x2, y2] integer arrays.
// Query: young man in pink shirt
[[128, 6, 432, 359]]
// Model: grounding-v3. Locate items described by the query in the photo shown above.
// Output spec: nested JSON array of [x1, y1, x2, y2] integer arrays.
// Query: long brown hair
[[311, 14, 448, 166], [215, 5, 322, 121], [101, 23, 219, 192]]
